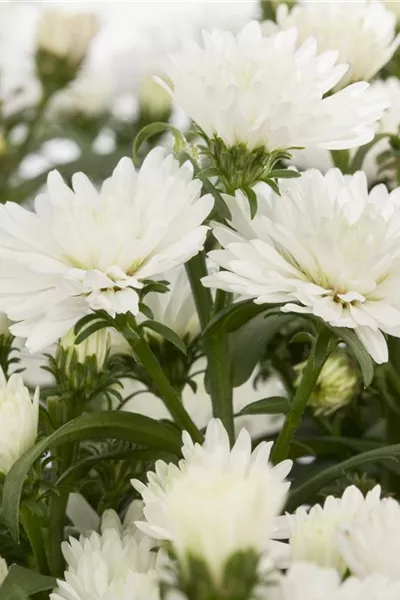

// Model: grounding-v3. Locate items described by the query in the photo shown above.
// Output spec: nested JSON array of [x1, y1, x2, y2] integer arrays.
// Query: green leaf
[[140, 320, 187, 355], [204, 300, 280, 336], [132, 122, 185, 165], [263, 178, 281, 195], [3, 412, 181, 542], [237, 396, 290, 416], [0, 566, 56, 600], [267, 169, 301, 179], [244, 187, 258, 220], [324, 325, 374, 388], [286, 443, 400, 512], [330, 149, 350, 173], [230, 313, 291, 387], [74, 320, 110, 345]]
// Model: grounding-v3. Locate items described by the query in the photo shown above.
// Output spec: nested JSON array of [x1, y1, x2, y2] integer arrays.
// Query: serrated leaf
[[140, 320, 187, 355], [3, 412, 181, 542], [0, 566, 56, 600], [236, 396, 290, 416], [132, 122, 185, 165]]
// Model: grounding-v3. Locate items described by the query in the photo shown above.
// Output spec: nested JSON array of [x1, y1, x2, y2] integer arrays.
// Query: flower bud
[[0, 369, 39, 475], [60, 328, 111, 372], [138, 75, 172, 122], [295, 350, 359, 415], [36, 9, 100, 90]]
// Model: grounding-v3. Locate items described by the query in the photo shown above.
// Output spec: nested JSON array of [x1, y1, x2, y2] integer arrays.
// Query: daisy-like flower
[[275, 562, 400, 600], [162, 21, 387, 153], [202, 170, 400, 364], [0, 368, 39, 475], [132, 418, 292, 588], [279, 485, 381, 574], [51, 509, 163, 600], [0, 148, 213, 353], [271, 1, 399, 89], [338, 497, 400, 580]]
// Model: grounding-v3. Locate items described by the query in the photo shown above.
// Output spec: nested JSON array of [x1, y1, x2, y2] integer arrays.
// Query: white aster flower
[[142, 266, 200, 341], [37, 9, 100, 69], [202, 170, 400, 364], [338, 497, 400, 580], [281, 485, 381, 574], [51, 509, 162, 600], [162, 21, 387, 152], [383, 1, 400, 19], [132, 418, 291, 586], [0, 557, 8, 585], [272, 1, 399, 89], [0, 368, 39, 475], [275, 562, 400, 600], [0, 148, 213, 353]]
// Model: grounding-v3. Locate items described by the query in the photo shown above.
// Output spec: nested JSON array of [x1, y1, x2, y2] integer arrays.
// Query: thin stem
[[47, 493, 69, 577], [271, 328, 334, 464], [185, 252, 235, 444], [129, 334, 202, 443]]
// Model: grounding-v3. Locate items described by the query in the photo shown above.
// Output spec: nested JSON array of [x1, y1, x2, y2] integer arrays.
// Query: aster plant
[[4, 2, 400, 599]]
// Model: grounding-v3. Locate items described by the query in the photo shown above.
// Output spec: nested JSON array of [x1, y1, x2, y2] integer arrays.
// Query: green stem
[[382, 363, 400, 494], [185, 252, 235, 444], [129, 334, 202, 443], [47, 494, 69, 577], [20, 506, 49, 575], [271, 328, 333, 464]]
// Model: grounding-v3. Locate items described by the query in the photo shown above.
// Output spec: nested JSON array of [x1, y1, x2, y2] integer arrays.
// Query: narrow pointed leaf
[[133, 122, 185, 165], [141, 321, 187, 355], [0, 566, 56, 599], [237, 396, 290, 416]]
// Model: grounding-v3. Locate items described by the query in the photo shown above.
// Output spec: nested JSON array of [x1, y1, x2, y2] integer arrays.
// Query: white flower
[[162, 21, 388, 152], [202, 170, 400, 364], [142, 266, 200, 341], [0, 148, 213, 353], [0, 557, 8, 585], [0, 368, 39, 474], [132, 418, 291, 586], [49, 72, 114, 119], [281, 485, 381, 574], [275, 562, 400, 600], [0, 313, 11, 337], [337, 497, 400, 580], [272, 1, 399, 89], [51, 509, 163, 600], [383, 1, 400, 19], [290, 77, 400, 187], [37, 9, 100, 69], [295, 350, 359, 415]]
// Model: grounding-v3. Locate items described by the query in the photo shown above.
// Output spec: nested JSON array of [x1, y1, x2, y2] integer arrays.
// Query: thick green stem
[[186, 253, 235, 444], [382, 364, 400, 494], [271, 329, 333, 464], [129, 335, 202, 443], [20, 506, 48, 575], [47, 493, 69, 577]]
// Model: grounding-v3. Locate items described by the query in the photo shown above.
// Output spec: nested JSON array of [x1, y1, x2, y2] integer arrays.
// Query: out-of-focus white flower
[[281, 485, 381, 574], [138, 74, 172, 120], [271, 1, 399, 88], [0, 368, 39, 474], [59, 328, 111, 370], [203, 170, 400, 364], [0, 557, 8, 585], [295, 350, 359, 415], [49, 71, 114, 119], [132, 418, 291, 586], [37, 9, 100, 69], [0, 148, 213, 353], [383, 1, 400, 19], [338, 497, 400, 580], [142, 266, 199, 341], [51, 509, 162, 600], [162, 21, 387, 152], [275, 561, 400, 600]]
